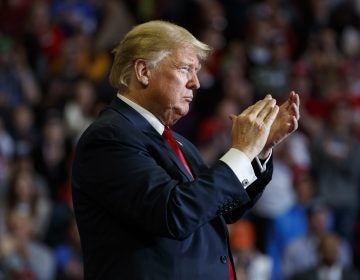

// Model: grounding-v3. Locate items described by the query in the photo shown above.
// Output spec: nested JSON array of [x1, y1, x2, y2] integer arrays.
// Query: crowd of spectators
[[0, 0, 360, 279]]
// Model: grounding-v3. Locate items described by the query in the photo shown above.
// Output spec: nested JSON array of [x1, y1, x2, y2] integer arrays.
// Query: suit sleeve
[[222, 155, 273, 224], [72, 125, 253, 240]]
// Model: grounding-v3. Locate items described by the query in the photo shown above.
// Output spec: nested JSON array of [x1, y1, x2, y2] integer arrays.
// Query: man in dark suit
[[71, 20, 300, 279]]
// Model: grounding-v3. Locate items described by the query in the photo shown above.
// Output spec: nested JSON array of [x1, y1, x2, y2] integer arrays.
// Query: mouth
[[184, 96, 193, 102]]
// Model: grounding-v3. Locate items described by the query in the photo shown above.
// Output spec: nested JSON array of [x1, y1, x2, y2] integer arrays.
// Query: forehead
[[167, 47, 200, 66]]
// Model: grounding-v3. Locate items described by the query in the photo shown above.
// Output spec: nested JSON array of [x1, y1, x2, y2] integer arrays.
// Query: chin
[[179, 105, 190, 116], [164, 107, 189, 126], [165, 115, 182, 127]]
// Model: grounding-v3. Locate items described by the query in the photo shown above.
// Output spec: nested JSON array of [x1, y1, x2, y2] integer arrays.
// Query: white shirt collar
[[117, 93, 164, 135]]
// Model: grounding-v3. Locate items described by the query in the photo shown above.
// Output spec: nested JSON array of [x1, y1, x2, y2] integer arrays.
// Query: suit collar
[[117, 94, 165, 135], [109, 97, 194, 181], [110, 97, 158, 135]]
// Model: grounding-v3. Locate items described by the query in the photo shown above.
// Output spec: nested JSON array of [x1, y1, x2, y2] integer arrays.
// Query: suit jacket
[[71, 97, 273, 280]]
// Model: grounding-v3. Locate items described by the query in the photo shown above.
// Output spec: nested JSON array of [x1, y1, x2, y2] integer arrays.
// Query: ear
[[133, 59, 150, 86]]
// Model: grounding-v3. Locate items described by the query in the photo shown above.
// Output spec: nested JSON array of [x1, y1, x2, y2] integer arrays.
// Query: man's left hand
[[258, 91, 300, 159]]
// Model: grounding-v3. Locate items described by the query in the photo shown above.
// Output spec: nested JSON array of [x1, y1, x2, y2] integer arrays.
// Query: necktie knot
[[162, 126, 174, 142]]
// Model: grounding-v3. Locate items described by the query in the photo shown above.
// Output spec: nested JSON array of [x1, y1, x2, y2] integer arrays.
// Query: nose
[[186, 71, 200, 90]]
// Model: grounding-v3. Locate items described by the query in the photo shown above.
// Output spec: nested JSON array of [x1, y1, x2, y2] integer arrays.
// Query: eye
[[178, 65, 191, 73]]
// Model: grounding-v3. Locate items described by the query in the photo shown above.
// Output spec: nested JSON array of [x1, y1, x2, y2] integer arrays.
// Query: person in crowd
[[3, 169, 52, 239], [282, 200, 352, 278], [312, 100, 360, 241], [71, 20, 299, 279], [0, 118, 13, 199], [261, 171, 314, 280], [0, 210, 56, 280], [196, 98, 239, 165], [289, 233, 359, 280], [64, 79, 97, 142], [250, 140, 298, 279], [11, 104, 39, 156], [33, 111, 71, 200], [229, 219, 273, 280]]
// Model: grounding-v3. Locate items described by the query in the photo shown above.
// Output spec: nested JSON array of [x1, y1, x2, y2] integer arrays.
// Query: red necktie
[[162, 126, 193, 177], [228, 258, 234, 280]]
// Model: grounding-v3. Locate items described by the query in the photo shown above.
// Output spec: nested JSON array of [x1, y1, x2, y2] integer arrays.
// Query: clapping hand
[[230, 95, 279, 161], [259, 91, 300, 159]]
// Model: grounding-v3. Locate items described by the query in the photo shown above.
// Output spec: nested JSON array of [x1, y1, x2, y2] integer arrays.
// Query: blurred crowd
[[0, 0, 360, 279]]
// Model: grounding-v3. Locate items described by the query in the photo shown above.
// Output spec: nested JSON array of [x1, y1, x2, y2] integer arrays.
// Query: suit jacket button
[[220, 256, 227, 264]]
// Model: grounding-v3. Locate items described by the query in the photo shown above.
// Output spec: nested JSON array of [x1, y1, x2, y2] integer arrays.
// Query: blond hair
[[109, 20, 211, 90]]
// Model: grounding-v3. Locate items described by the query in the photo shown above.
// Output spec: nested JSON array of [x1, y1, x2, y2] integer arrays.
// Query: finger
[[290, 102, 300, 120], [290, 91, 300, 106], [284, 91, 294, 110], [292, 115, 298, 131], [263, 105, 279, 126], [286, 92, 300, 120], [246, 95, 274, 116], [294, 92, 300, 106], [257, 98, 277, 120], [245, 94, 272, 115], [287, 115, 299, 133], [284, 91, 299, 111]]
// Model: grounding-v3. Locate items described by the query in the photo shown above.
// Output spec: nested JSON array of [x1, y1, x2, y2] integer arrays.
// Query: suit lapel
[[173, 136, 199, 177], [144, 130, 194, 181], [110, 98, 194, 181], [109, 97, 155, 133]]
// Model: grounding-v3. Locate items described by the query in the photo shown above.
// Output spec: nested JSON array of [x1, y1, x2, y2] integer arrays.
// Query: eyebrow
[[175, 62, 202, 72]]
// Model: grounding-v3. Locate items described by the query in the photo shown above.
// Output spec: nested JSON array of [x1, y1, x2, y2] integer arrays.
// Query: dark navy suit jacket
[[71, 97, 273, 279]]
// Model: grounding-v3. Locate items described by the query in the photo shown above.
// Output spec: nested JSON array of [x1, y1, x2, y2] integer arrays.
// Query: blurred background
[[0, 0, 360, 279]]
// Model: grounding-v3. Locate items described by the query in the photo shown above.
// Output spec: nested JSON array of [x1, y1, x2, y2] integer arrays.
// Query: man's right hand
[[230, 95, 279, 161]]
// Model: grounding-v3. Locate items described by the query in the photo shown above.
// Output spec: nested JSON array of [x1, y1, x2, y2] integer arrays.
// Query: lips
[[184, 96, 193, 102]]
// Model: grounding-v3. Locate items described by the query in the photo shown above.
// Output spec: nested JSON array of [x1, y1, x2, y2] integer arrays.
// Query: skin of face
[[141, 47, 201, 126]]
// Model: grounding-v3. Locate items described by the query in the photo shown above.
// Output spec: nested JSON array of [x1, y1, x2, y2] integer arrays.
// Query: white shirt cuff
[[220, 148, 257, 189]]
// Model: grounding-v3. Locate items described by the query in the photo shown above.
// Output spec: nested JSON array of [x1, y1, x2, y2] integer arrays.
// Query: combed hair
[[109, 20, 211, 90]]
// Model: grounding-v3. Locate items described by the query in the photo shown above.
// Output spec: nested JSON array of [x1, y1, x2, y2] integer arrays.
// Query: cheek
[[160, 85, 183, 105], [151, 72, 187, 106]]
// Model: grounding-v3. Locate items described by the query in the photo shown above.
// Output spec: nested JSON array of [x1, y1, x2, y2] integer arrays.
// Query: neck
[[119, 91, 152, 113]]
